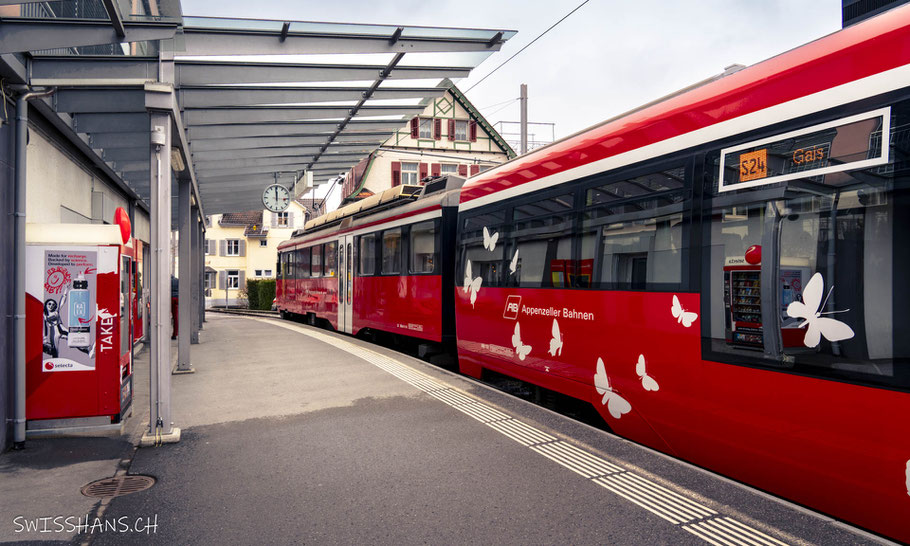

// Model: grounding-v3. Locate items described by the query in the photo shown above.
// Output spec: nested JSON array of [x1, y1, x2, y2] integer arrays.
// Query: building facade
[[339, 83, 514, 202], [204, 201, 308, 307]]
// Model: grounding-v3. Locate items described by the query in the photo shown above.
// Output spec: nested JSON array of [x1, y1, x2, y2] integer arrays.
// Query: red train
[[278, 7, 910, 543]]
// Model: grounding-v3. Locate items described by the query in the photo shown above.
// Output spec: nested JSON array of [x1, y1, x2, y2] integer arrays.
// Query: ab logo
[[503, 295, 522, 320]]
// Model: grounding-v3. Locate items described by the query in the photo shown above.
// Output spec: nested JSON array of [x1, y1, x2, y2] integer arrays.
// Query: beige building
[[339, 82, 514, 202], [204, 201, 308, 307]]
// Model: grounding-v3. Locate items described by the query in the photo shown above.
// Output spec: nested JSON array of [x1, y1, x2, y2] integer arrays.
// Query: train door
[[338, 234, 354, 334]]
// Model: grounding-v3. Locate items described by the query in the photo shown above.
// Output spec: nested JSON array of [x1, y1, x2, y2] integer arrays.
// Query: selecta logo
[[44, 362, 54, 371], [503, 295, 522, 320]]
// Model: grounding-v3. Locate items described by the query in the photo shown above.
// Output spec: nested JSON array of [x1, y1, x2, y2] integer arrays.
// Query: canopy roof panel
[[3, 9, 513, 215]]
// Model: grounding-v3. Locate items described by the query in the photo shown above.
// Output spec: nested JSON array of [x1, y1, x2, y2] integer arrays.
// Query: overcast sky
[[180, 0, 844, 140]]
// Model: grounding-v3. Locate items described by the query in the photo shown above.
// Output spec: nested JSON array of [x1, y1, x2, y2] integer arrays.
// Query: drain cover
[[81, 475, 155, 498]]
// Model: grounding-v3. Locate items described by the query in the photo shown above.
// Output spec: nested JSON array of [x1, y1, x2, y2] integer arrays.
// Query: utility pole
[[520, 83, 528, 155]]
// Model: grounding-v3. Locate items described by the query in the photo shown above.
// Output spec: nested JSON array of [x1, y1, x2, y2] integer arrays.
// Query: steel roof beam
[[73, 112, 149, 133], [101, 146, 152, 162], [182, 105, 421, 125], [197, 164, 314, 178], [175, 61, 470, 86], [31, 58, 158, 86], [189, 133, 385, 152], [89, 131, 149, 149], [194, 156, 317, 171], [191, 146, 326, 162], [54, 87, 149, 113], [187, 121, 400, 140], [180, 28, 507, 56], [0, 20, 177, 55], [178, 85, 444, 108], [101, 0, 126, 38]]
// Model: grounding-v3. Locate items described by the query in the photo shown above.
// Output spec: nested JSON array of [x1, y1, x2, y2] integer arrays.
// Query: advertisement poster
[[42, 250, 97, 372]]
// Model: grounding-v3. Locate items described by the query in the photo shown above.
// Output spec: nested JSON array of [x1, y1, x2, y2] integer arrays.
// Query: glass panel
[[381, 229, 402, 274], [409, 220, 436, 273], [702, 99, 910, 389], [507, 194, 575, 288], [462, 210, 505, 287], [311, 245, 323, 277], [296, 248, 310, 279], [346, 242, 353, 305], [324, 241, 337, 277], [359, 233, 375, 275]]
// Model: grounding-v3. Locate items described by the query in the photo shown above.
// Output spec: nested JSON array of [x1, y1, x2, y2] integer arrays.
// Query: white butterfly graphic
[[511, 322, 532, 361], [483, 226, 499, 252], [905, 459, 910, 497], [509, 248, 519, 275], [548, 318, 563, 357], [786, 272, 854, 348], [635, 354, 659, 392], [462, 259, 482, 308], [671, 295, 698, 327], [594, 357, 631, 419]]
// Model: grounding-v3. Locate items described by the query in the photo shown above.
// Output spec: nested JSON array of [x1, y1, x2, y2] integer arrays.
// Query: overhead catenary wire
[[464, 0, 592, 94]]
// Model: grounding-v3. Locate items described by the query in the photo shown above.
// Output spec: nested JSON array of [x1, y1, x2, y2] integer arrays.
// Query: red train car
[[455, 7, 910, 543], [277, 178, 461, 346]]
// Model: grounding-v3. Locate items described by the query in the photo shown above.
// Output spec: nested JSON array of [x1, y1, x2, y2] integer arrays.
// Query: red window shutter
[[419, 162, 428, 180], [431, 163, 441, 177], [391, 161, 401, 187], [410, 118, 419, 139], [448, 119, 456, 141], [457, 164, 468, 176], [469, 120, 477, 142], [470, 165, 480, 175], [433, 118, 442, 140]]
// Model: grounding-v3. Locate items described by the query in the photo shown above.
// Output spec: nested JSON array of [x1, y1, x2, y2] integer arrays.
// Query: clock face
[[262, 184, 291, 212]]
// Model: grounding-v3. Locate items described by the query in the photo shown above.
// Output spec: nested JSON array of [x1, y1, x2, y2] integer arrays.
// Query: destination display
[[718, 108, 890, 192]]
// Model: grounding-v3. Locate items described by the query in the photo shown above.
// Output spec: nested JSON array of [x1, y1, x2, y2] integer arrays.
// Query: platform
[[1, 313, 895, 545]]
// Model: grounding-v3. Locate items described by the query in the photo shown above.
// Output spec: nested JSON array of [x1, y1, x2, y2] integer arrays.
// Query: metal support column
[[519, 83, 528, 155], [142, 112, 180, 445], [190, 205, 201, 344], [176, 177, 194, 372], [199, 220, 206, 325]]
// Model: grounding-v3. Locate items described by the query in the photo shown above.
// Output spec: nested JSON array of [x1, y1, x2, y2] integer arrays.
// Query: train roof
[[459, 4, 910, 210], [278, 175, 465, 250]]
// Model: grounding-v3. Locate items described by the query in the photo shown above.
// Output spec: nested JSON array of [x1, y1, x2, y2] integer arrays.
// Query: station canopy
[[0, 0, 515, 216]]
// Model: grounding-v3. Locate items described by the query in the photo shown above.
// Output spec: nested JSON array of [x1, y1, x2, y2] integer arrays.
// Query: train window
[[580, 167, 687, 290], [324, 242, 337, 278], [311, 245, 323, 277], [506, 194, 575, 288], [296, 247, 310, 279], [701, 99, 910, 390], [461, 209, 506, 287], [409, 220, 437, 274], [381, 228, 402, 274], [359, 233, 376, 276]]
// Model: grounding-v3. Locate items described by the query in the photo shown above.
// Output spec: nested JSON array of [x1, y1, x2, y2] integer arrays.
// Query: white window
[[227, 270, 240, 289], [204, 272, 215, 291], [226, 239, 240, 256], [454, 120, 468, 141], [418, 118, 433, 139], [277, 212, 289, 227], [254, 269, 263, 277], [440, 163, 458, 174], [401, 162, 419, 185], [264, 269, 273, 277], [260, 240, 268, 247], [205, 239, 212, 255]]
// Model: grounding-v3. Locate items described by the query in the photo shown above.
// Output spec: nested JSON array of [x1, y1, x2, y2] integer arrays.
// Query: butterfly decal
[[483, 226, 499, 252], [594, 358, 631, 419], [462, 259, 482, 308], [511, 322, 532, 361], [635, 354, 659, 392], [671, 295, 698, 327], [548, 318, 563, 357], [786, 272, 854, 348], [905, 459, 910, 497], [509, 248, 519, 275]]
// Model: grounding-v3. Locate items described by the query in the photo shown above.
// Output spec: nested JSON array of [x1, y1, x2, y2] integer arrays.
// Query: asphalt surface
[[3, 314, 895, 545]]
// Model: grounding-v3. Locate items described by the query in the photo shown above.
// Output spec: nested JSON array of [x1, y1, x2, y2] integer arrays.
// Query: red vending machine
[[723, 247, 810, 349], [24, 223, 134, 427]]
